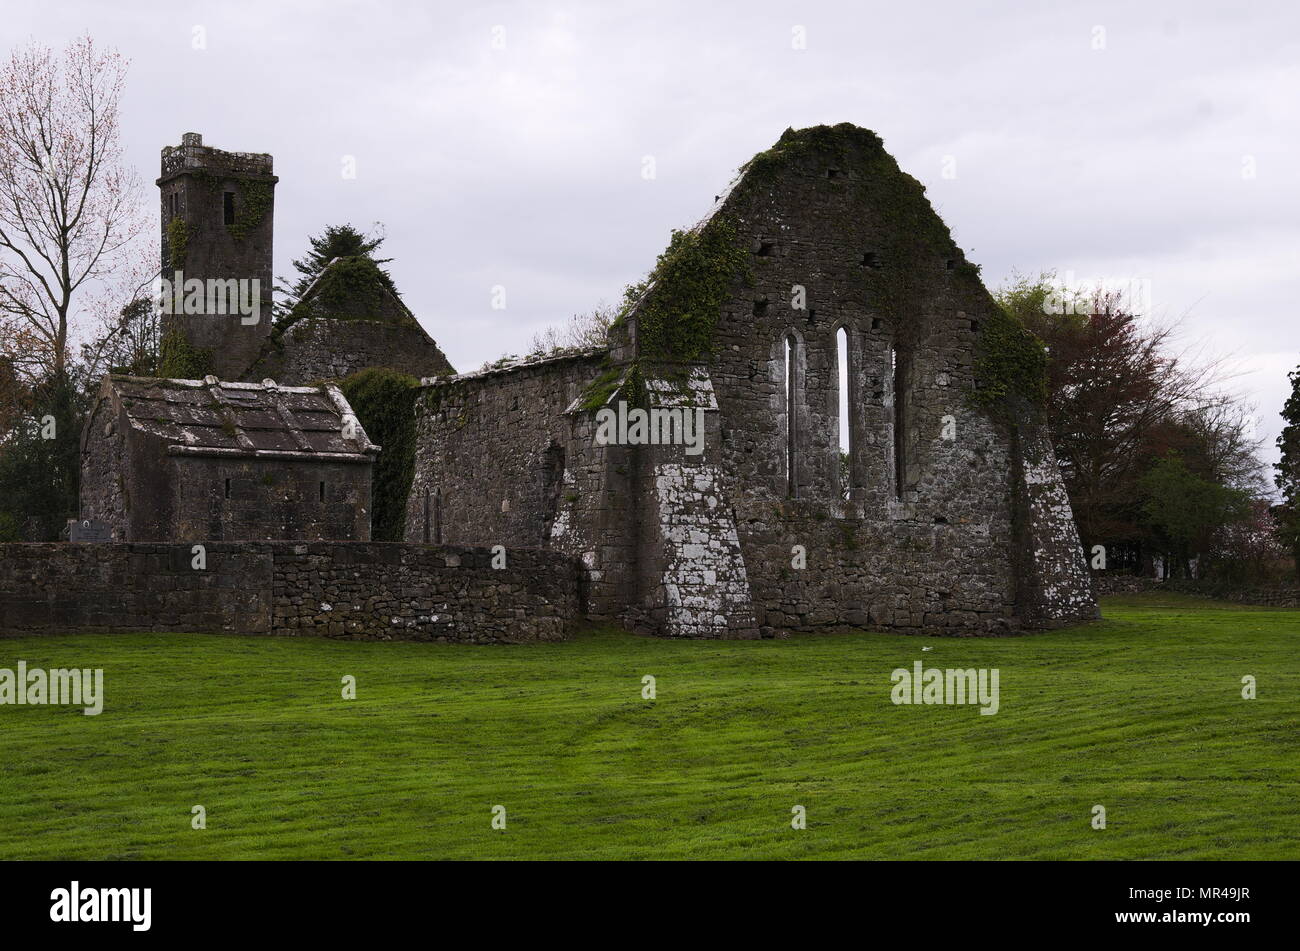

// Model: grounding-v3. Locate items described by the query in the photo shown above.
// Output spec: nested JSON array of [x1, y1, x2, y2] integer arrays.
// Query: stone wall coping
[[418, 346, 604, 388], [0, 541, 577, 556], [110, 375, 322, 394], [166, 446, 375, 462]]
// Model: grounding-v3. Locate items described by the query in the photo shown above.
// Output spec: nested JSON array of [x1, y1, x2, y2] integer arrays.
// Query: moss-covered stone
[[227, 179, 273, 242], [158, 328, 213, 379], [620, 218, 751, 363], [165, 217, 189, 271], [970, 306, 1049, 415], [275, 256, 417, 334]]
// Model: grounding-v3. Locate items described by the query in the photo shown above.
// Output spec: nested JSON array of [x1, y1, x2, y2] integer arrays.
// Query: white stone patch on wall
[[646, 366, 719, 409], [653, 461, 755, 637], [1022, 434, 1095, 616], [550, 505, 572, 541]]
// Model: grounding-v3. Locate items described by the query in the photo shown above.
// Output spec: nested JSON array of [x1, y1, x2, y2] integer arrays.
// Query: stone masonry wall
[[0, 542, 581, 643], [403, 125, 1098, 637], [272, 543, 576, 642], [164, 455, 373, 543], [405, 351, 642, 620], [0, 543, 273, 635], [246, 318, 455, 384], [78, 396, 130, 540], [684, 127, 1095, 634], [406, 351, 607, 548]]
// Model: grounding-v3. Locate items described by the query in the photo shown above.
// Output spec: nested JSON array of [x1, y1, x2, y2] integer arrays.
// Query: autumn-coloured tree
[[0, 34, 143, 384], [997, 273, 1263, 577]]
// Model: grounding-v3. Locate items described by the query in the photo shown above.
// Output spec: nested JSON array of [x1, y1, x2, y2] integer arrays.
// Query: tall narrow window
[[223, 191, 235, 226], [319, 481, 326, 502], [785, 335, 798, 498], [892, 346, 905, 498], [422, 486, 431, 543], [433, 488, 443, 544], [541, 442, 566, 544], [837, 327, 852, 500]]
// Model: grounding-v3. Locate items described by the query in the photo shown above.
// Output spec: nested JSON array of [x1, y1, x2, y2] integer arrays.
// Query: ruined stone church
[[77, 123, 1098, 639]]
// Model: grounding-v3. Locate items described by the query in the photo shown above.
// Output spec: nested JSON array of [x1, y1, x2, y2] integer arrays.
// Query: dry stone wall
[[0, 542, 580, 643]]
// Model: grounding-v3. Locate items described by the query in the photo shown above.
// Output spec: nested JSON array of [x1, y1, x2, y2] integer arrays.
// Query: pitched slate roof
[[103, 375, 379, 461]]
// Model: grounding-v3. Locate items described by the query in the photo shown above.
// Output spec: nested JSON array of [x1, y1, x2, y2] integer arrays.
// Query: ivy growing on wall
[[165, 217, 189, 271], [617, 218, 751, 362], [582, 122, 1049, 421], [741, 123, 1049, 420], [584, 217, 749, 410], [157, 328, 213, 380], [576, 365, 624, 411], [970, 306, 1049, 416], [188, 170, 272, 242], [274, 255, 416, 334], [577, 361, 648, 412], [340, 367, 419, 542], [227, 180, 273, 242]]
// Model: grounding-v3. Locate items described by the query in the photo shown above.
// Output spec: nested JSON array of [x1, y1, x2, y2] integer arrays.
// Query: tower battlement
[[158, 132, 275, 184]]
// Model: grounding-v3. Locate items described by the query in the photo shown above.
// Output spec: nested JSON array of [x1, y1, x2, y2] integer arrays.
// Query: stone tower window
[[223, 191, 235, 226], [319, 481, 326, 502], [861, 251, 880, 268], [224, 478, 231, 499]]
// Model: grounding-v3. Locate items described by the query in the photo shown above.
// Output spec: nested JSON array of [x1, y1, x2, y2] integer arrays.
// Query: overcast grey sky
[[10, 0, 1299, 468]]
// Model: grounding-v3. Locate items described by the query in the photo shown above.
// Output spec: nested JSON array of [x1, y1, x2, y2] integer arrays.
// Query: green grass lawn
[[0, 592, 1295, 860]]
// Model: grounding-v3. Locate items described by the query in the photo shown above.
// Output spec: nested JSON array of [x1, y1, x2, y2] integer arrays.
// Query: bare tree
[[79, 252, 162, 381], [528, 301, 616, 356], [0, 35, 143, 383]]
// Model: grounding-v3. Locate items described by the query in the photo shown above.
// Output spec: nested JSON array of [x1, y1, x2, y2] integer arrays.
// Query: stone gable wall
[[246, 319, 455, 384], [678, 132, 1096, 634], [698, 162, 1027, 632]]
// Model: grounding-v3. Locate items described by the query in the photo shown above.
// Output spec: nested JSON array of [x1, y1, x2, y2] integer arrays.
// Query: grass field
[[0, 592, 1295, 860]]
